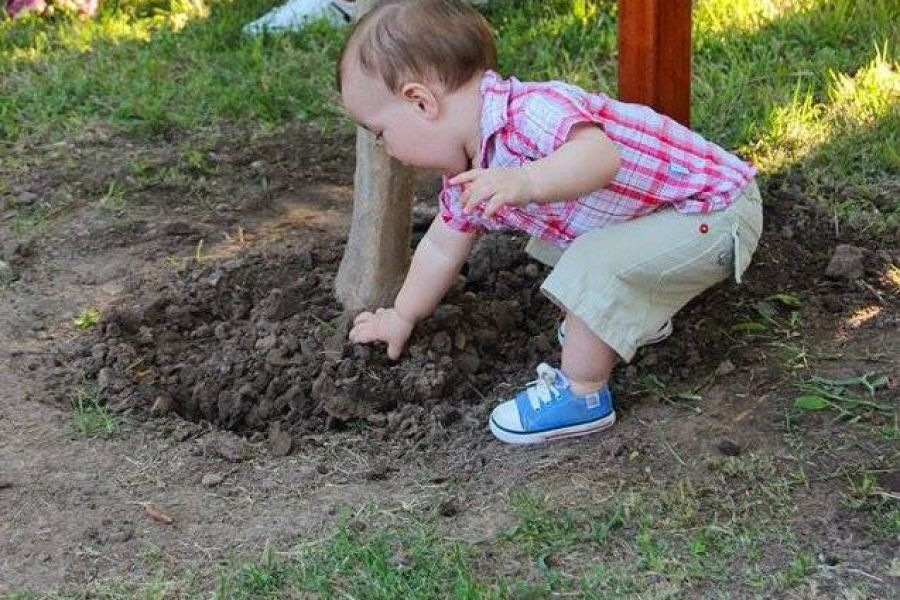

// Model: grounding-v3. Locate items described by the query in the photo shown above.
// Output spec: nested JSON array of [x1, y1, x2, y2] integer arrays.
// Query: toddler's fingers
[[386, 339, 402, 360], [347, 325, 365, 344], [353, 311, 375, 326], [462, 192, 483, 215], [449, 169, 480, 186], [349, 322, 379, 344], [483, 196, 507, 220], [460, 190, 471, 213], [462, 194, 479, 215], [466, 187, 495, 215]]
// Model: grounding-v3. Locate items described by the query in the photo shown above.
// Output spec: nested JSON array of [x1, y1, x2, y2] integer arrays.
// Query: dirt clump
[[65, 232, 559, 444]]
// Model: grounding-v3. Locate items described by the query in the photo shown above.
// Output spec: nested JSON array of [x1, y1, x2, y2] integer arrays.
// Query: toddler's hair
[[337, 0, 497, 94]]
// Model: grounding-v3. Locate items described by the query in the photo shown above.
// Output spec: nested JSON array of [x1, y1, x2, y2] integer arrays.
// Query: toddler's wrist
[[521, 164, 542, 201], [392, 306, 417, 328]]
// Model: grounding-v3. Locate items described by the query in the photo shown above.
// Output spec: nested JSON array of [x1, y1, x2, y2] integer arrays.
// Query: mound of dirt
[[65, 231, 562, 442], [60, 182, 896, 448]]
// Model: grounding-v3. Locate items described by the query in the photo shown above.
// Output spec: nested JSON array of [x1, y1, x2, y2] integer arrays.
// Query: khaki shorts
[[528, 181, 763, 362]]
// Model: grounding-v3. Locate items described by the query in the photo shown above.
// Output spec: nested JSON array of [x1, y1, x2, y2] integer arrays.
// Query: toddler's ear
[[400, 83, 440, 119]]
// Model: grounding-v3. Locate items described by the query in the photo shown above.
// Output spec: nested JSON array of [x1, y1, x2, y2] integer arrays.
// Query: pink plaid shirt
[[440, 71, 757, 248]]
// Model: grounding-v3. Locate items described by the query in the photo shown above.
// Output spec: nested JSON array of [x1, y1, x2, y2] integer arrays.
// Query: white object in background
[[243, 0, 356, 35]]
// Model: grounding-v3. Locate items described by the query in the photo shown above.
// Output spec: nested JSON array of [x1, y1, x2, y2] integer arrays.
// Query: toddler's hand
[[450, 167, 535, 219], [348, 307, 414, 360]]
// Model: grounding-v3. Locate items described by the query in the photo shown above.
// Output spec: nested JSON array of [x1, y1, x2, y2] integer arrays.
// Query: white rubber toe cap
[[490, 400, 523, 433]]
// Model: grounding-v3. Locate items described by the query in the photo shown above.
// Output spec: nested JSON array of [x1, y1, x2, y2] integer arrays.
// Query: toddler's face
[[341, 60, 470, 175]]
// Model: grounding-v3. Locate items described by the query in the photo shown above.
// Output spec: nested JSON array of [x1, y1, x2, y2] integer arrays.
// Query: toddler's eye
[[375, 131, 384, 141]]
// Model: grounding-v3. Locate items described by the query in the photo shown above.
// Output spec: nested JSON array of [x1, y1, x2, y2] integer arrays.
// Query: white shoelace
[[525, 363, 564, 411]]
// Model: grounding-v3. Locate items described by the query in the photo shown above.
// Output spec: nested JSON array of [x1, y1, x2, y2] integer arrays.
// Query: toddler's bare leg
[[561, 311, 618, 395]]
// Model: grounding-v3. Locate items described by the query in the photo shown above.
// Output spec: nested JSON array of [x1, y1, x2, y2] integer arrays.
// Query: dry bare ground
[[1, 124, 897, 597]]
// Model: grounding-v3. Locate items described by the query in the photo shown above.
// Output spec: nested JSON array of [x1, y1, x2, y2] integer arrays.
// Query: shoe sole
[[489, 412, 616, 445]]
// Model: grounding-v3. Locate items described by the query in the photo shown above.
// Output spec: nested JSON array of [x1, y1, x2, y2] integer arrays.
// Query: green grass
[[2, 0, 896, 226], [72, 306, 101, 329], [9, 456, 827, 598], [71, 382, 119, 438], [0, 0, 344, 140], [793, 372, 893, 422]]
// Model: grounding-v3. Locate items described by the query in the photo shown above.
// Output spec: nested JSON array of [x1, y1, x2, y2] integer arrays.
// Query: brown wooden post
[[335, 0, 416, 313], [617, 0, 692, 126]]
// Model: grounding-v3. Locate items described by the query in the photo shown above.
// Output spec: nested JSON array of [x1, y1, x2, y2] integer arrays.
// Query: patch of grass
[[214, 514, 503, 600], [773, 552, 817, 589], [72, 383, 119, 438], [73, 306, 101, 329], [11, 193, 75, 235], [731, 292, 803, 339], [97, 181, 127, 216], [0, 0, 345, 141], [1, 0, 896, 231], [874, 413, 900, 441], [216, 544, 291, 599], [632, 372, 705, 406], [793, 372, 892, 423], [873, 504, 900, 538], [7, 461, 845, 598], [501, 459, 807, 595], [205, 471, 812, 598], [692, 1, 899, 225], [485, 0, 618, 93]]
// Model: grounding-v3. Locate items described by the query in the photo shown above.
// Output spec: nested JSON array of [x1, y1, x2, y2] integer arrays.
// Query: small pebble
[[201, 473, 225, 487], [715, 360, 736, 376], [16, 191, 38, 207], [150, 395, 172, 417], [437, 497, 460, 517], [717, 439, 741, 456]]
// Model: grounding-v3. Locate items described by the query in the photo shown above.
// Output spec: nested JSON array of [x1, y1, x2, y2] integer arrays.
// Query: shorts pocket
[[618, 231, 733, 304]]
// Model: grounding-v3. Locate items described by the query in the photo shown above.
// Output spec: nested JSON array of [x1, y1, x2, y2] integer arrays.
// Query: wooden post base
[[334, 129, 415, 313]]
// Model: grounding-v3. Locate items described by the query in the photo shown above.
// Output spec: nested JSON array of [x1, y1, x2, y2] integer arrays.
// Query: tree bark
[[335, 0, 416, 313], [334, 129, 415, 312], [334, 0, 416, 312]]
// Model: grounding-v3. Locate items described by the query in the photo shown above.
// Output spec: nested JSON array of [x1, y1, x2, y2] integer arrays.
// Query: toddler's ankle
[[568, 378, 606, 396]]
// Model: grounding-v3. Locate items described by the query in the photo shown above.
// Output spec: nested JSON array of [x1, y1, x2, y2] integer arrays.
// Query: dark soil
[[57, 172, 899, 453], [61, 226, 561, 444]]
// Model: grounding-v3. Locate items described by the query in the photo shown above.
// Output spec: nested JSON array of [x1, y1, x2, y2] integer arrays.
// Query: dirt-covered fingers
[[348, 311, 383, 344]]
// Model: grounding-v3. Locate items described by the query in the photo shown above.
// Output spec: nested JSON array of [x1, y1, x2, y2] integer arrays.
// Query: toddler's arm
[[451, 124, 620, 219], [349, 215, 476, 359]]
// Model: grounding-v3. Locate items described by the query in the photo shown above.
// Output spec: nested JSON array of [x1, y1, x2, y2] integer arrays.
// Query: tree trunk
[[334, 0, 416, 312], [334, 128, 415, 312]]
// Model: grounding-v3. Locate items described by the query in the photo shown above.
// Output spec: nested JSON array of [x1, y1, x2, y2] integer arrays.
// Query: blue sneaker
[[489, 363, 616, 445]]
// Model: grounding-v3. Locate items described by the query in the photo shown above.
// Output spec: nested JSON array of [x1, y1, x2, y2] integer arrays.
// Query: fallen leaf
[[145, 505, 174, 525]]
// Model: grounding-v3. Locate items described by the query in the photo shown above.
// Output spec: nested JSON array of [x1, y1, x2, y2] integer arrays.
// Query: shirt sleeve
[[506, 81, 608, 161], [438, 178, 480, 233]]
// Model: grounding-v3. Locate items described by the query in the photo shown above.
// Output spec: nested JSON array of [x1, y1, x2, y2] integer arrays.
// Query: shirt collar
[[478, 70, 511, 166]]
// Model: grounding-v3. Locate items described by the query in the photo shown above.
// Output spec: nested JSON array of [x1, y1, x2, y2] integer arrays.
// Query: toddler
[[338, 0, 763, 444]]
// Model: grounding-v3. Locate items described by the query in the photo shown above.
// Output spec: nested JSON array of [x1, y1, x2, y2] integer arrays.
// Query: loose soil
[[1, 123, 897, 596]]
